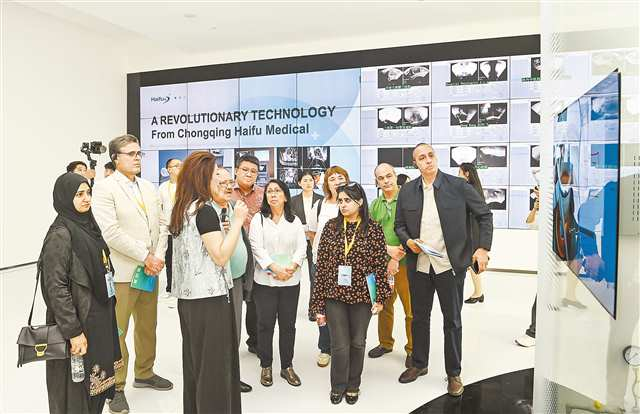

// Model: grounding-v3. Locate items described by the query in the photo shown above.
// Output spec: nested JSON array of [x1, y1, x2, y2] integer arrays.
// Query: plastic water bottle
[[70, 355, 85, 383]]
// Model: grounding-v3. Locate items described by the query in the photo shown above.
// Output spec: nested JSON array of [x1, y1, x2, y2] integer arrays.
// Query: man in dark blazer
[[394, 143, 493, 397]]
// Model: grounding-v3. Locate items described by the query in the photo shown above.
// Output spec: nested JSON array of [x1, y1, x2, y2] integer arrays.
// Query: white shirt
[[311, 199, 339, 264], [416, 180, 453, 274], [302, 194, 316, 232], [249, 213, 307, 287]]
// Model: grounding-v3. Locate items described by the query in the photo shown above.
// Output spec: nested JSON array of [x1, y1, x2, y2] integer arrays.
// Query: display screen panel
[[552, 70, 620, 318], [135, 40, 541, 229]]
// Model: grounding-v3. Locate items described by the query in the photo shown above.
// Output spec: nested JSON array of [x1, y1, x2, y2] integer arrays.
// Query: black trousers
[[253, 283, 300, 369], [309, 257, 331, 354], [165, 236, 173, 293], [409, 267, 465, 377], [245, 301, 258, 348], [526, 296, 536, 338], [325, 300, 372, 393], [178, 295, 241, 414]]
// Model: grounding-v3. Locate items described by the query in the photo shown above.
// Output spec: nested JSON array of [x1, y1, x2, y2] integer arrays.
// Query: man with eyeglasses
[[231, 153, 264, 355], [367, 163, 413, 369], [159, 158, 182, 306], [92, 134, 172, 414]]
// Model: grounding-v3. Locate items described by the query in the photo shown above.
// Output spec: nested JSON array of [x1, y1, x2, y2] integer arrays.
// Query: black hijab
[[53, 172, 111, 303]]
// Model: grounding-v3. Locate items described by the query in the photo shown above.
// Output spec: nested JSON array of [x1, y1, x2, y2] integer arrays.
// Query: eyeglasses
[[219, 180, 234, 188], [118, 151, 145, 158], [238, 166, 258, 176]]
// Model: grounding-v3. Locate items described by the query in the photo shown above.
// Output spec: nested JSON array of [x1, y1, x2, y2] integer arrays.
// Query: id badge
[[105, 271, 116, 298], [337, 265, 352, 287]]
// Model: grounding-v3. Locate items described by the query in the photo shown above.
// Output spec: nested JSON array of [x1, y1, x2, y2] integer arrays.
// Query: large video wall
[[135, 44, 541, 229]]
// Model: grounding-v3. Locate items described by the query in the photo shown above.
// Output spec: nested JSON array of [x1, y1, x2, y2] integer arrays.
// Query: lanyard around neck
[[343, 217, 361, 259]]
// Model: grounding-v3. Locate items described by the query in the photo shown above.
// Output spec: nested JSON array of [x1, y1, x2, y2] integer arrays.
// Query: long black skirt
[[178, 294, 241, 414], [46, 358, 107, 414]]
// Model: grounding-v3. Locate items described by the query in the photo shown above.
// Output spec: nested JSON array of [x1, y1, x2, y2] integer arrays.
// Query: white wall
[[0, 3, 129, 268]]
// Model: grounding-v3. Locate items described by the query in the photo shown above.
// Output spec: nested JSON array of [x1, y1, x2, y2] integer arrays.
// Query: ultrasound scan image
[[378, 107, 403, 128], [530, 101, 541, 123], [484, 188, 507, 210], [378, 67, 404, 88], [403, 106, 429, 127], [479, 102, 508, 124], [479, 59, 508, 82], [450, 104, 479, 126], [450, 61, 479, 83], [477, 146, 507, 167], [303, 146, 329, 170], [278, 147, 300, 168], [450, 145, 478, 167], [403, 65, 430, 86], [530, 57, 541, 78]]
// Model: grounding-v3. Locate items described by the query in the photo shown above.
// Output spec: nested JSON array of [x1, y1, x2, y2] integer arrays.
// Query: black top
[[395, 170, 493, 273], [196, 205, 221, 235]]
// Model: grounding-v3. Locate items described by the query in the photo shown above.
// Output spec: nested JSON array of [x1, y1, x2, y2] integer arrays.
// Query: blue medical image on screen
[[552, 70, 620, 318]]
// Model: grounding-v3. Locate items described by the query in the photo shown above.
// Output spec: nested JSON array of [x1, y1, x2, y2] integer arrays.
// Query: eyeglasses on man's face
[[239, 166, 258, 176], [119, 151, 145, 159]]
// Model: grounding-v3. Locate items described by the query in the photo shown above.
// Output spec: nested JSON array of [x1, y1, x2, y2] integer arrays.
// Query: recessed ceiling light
[[184, 13, 197, 19]]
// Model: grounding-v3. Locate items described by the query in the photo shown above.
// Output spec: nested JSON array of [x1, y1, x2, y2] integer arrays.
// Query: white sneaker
[[515, 334, 536, 347], [317, 353, 331, 367]]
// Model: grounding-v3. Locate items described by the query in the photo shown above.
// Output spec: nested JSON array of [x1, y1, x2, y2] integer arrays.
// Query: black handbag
[[16, 262, 70, 367]]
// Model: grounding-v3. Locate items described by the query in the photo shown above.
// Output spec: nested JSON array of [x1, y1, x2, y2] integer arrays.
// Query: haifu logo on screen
[[151, 96, 171, 104]]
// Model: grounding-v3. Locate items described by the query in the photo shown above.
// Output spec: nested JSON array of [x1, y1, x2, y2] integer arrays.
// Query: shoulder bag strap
[[27, 261, 42, 327]]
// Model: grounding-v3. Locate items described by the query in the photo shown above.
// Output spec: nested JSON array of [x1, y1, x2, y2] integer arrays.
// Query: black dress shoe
[[240, 381, 252, 393], [464, 294, 485, 304], [398, 366, 428, 383], [345, 390, 359, 405], [367, 345, 392, 358], [330, 391, 344, 405], [280, 367, 301, 386]]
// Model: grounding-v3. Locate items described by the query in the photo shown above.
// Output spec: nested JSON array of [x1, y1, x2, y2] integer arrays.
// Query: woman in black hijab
[[40, 172, 122, 414]]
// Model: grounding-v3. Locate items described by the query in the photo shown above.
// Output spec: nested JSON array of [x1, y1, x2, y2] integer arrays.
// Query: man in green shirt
[[212, 167, 255, 393], [367, 163, 413, 369]]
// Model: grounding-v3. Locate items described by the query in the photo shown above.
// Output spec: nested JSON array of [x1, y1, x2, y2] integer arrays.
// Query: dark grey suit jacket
[[394, 170, 493, 275], [290, 192, 323, 225]]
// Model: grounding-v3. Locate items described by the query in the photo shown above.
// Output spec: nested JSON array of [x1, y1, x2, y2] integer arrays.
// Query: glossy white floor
[[1, 266, 536, 413]]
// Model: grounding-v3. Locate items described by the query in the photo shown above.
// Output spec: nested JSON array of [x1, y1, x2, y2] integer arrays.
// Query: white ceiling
[[20, 1, 540, 54]]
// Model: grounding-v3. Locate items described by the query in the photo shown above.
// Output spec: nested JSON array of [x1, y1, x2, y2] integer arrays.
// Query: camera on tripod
[[80, 141, 106, 170]]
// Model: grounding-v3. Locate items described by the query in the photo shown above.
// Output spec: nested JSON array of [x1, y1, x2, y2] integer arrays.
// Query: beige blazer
[[92, 170, 168, 283]]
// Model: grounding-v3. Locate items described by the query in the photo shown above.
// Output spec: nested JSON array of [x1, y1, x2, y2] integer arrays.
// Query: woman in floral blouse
[[310, 181, 391, 405]]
